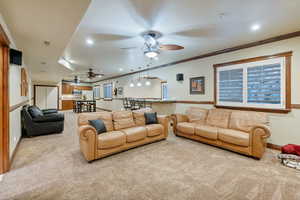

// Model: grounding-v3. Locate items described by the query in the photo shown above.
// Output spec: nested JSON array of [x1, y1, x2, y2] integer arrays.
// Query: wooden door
[[0, 44, 10, 174]]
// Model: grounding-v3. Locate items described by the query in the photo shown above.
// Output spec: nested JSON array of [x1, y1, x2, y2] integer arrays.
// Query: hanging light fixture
[[129, 82, 134, 87], [145, 80, 151, 86]]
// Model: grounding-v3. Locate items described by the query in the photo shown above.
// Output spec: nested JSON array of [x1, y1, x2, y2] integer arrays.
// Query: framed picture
[[117, 87, 123, 95], [190, 77, 205, 94]]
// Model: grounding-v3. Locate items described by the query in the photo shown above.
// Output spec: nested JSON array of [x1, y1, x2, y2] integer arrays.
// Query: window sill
[[103, 98, 113, 101], [215, 105, 291, 114]]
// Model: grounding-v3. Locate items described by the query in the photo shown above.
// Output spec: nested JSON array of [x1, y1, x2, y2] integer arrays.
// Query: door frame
[[34, 85, 59, 110], [0, 24, 10, 174]]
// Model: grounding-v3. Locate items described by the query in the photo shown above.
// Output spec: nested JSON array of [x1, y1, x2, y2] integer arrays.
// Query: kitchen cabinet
[[62, 83, 73, 94], [62, 100, 74, 110]]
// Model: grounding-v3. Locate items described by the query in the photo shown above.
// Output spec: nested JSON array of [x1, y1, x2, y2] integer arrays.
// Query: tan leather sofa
[[78, 110, 168, 162], [171, 107, 271, 159]]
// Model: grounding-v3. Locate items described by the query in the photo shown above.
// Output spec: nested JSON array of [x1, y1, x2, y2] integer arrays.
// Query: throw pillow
[[144, 112, 158, 125], [28, 106, 44, 118], [89, 119, 107, 134]]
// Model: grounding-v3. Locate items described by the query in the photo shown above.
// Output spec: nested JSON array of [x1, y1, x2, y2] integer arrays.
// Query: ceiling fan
[[120, 30, 184, 58], [142, 30, 184, 58], [70, 68, 104, 82]]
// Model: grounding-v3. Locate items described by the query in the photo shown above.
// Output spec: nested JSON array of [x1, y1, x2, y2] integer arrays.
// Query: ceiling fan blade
[[120, 46, 138, 50], [123, 0, 164, 29], [92, 33, 134, 41], [160, 44, 184, 51]]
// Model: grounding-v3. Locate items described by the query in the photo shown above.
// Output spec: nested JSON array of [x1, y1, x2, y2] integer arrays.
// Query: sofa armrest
[[170, 114, 188, 134], [157, 115, 169, 137], [79, 125, 97, 161], [250, 124, 271, 159]]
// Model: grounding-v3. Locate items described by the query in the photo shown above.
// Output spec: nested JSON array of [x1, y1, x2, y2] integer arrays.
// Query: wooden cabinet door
[[62, 83, 73, 94], [62, 100, 73, 110]]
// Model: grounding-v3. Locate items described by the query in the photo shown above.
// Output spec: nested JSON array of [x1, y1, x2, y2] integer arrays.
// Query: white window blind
[[103, 83, 112, 99], [216, 57, 286, 109], [93, 86, 100, 99]]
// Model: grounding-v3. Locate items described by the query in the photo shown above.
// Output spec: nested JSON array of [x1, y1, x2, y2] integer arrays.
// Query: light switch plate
[[0, 175, 3, 182]]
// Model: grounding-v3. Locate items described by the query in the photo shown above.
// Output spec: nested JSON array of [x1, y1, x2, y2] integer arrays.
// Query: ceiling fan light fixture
[[144, 50, 159, 58]]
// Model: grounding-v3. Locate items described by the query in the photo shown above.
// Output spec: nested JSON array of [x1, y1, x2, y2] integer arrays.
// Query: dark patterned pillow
[[89, 119, 107, 134], [144, 112, 158, 125]]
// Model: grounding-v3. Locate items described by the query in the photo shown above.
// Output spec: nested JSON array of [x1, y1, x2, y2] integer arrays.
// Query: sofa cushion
[[89, 119, 107, 134], [229, 111, 268, 133], [112, 111, 135, 130], [186, 107, 208, 124], [218, 129, 249, 147], [145, 124, 163, 137], [78, 112, 114, 132], [97, 131, 126, 149], [206, 109, 231, 128], [132, 108, 152, 126], [176, 122, 196, 135], [122, 127, 147, 142], [195, 125, 218, 140]]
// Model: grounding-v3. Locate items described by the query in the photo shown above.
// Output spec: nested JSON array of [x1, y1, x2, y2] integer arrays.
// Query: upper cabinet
[[73, 85, 93, 91], [62, 83, 73, 94], [62, 83, 93, 94]]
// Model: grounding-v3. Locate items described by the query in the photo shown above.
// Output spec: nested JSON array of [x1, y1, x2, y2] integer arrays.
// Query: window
[[162, 83, 168, 100], [103, 83, 112, 99], [93, 86, 100, 99], [214, 52, 292, 111]]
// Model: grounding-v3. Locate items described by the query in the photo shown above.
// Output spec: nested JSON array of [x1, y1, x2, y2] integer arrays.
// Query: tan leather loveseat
[[172, 107, 271, 159], [78, 110, 168, 162]]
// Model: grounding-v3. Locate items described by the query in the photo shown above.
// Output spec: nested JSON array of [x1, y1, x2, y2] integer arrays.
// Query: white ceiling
[[63, 0, 300, 82], [1, 0, 300, 83], [0, 0, 91, 83]]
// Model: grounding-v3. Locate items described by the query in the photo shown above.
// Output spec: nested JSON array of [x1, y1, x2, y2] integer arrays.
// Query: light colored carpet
[[1, 111, 300, 200]]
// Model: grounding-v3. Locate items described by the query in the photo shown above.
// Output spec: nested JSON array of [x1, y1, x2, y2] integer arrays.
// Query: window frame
[[213, 51, 292, 113]]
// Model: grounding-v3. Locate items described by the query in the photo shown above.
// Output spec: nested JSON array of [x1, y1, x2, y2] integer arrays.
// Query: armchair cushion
[[28, 106, 44, 118], [32, 113, 64, 123], [144, 112, 158, 125], [89, 119, 107, 134]]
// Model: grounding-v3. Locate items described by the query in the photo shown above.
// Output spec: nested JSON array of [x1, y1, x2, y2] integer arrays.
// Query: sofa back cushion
[[78, 112, 114, 132], [229, 111, 268, 133], [28, 106, 43, 118], [113, 110, 135, 130], [132, 108, 153, 126], [206, 109, 231, 128], [186, 107, 208, 124]]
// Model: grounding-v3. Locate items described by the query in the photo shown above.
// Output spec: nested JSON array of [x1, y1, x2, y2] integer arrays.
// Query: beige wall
[[1, 13, 33, 158], [94, 36, 300, 146]]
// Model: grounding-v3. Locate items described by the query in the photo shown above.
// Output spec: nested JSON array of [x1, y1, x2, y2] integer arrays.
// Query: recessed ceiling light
[[119, 68, 123, 72], [86, 38, 94, 45], [251, 24, 261, 31]]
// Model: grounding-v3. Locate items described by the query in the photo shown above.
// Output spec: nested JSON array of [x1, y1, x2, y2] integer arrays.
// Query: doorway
[[34, 85, 59, 110]]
